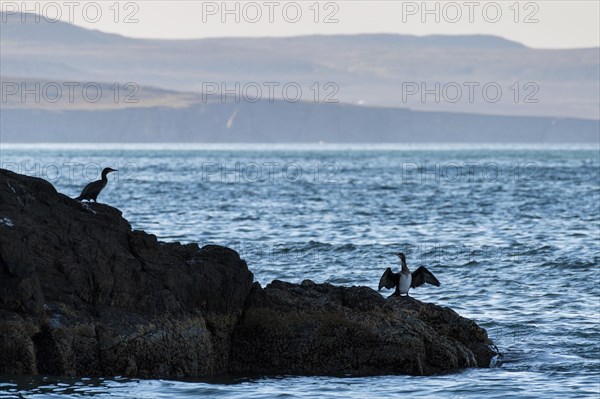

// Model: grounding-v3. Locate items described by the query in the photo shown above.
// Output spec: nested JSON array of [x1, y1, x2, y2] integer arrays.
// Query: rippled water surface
[[1, 143, 599, 398]]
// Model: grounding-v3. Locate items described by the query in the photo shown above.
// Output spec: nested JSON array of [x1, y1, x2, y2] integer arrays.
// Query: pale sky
[[3, 0, 599, 48]]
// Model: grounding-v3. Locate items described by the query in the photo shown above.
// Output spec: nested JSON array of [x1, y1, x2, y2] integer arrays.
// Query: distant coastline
[[2, 104, 599, 143], [1, 142, 599, 150]]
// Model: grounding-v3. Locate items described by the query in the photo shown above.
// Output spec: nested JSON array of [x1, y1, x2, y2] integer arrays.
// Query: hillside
[[1, 12, 598, 142], [1, 12, 598, 119]]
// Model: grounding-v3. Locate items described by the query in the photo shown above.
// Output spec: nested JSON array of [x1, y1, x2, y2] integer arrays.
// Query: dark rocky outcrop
[[231, 280, 496, 376], [0, 169, 498, 377], [0, 169, 253, 377]]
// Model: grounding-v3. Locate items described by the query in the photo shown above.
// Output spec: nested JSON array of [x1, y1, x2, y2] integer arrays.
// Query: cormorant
[[378, 252, 440, 296], [75, 167, 117, 202]]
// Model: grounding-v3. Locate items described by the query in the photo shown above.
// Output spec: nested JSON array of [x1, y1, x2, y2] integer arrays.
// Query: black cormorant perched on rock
[[378, 252, 440, 296], [75, 167, 117, 202]]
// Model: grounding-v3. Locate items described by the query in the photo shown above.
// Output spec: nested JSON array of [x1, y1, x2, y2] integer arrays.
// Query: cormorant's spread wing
[[378, 267, 398, 290], [411, 266, 440, 288]]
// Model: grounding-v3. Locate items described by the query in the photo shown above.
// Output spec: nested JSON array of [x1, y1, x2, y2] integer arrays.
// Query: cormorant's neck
[[101, 171, 110, 181], [400, 258, 409, 273]]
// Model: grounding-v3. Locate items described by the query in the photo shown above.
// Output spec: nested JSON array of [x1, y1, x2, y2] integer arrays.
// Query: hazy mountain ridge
[[1, 12, 526, 48], [1, 12, 599, 142], [2, 12, 598, 118], [0, 12, 133, 44]]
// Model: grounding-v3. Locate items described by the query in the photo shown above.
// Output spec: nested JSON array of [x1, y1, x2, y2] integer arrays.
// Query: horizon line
[[2, 11, 599, 50]]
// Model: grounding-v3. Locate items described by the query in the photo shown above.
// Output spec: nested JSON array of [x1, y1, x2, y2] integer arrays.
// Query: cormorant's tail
[[74, 196, 83, 201]]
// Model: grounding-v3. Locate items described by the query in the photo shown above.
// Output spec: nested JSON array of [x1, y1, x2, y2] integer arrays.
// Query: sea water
[[1, 143, 599, 398]]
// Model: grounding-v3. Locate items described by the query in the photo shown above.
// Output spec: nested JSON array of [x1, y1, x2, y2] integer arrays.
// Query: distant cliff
[[0, 168, 498, 377], [2, 102, 598, 143]]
